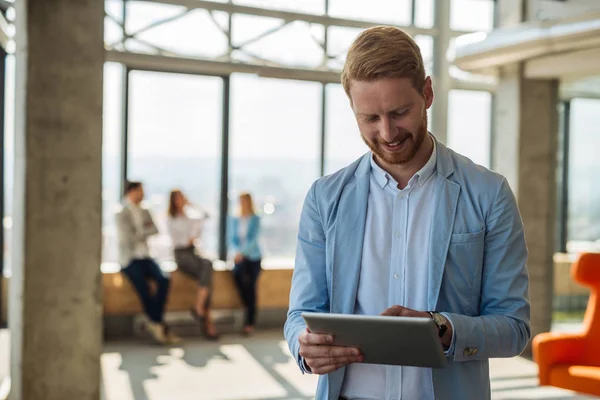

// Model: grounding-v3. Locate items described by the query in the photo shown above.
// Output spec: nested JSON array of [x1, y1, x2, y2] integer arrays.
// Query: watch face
[[432, 313, 446, 326]]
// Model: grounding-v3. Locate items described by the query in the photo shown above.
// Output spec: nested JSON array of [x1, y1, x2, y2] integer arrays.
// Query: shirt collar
[[414, 135, 437, 186], [369, 134, 437, 190], [125, 198, 141, 210], [370, 154, 391, 189]]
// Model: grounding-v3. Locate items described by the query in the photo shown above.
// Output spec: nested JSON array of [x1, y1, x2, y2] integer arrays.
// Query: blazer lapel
[[428, 140, 460, 310], [331, 156, 371, 315]]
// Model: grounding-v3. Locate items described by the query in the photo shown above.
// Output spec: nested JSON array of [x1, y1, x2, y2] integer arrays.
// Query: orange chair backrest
[[571, 252, 600, 345]]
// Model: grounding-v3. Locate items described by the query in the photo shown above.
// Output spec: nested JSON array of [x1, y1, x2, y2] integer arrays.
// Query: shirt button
[[395, 232, 401, 239], [393, 273, 399, 279]]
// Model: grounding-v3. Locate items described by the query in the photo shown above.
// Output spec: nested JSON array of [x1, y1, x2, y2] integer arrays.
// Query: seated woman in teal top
[[229, 192, 262, 336]]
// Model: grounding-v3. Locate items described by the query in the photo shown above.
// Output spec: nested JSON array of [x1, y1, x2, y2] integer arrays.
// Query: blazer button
[[471, 348, 479, 356], [463, 347, 473, 356]]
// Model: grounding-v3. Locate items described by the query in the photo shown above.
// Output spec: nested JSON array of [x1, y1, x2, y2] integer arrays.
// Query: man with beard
[[284, 26, 530, 400]]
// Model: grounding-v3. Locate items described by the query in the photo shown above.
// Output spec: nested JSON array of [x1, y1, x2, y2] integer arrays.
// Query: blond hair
[[239, 192, 256, 217], [341, 26, 426, 98]]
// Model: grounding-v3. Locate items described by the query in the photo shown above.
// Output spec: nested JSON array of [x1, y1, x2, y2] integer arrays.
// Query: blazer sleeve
[[284, 182, 330, 373], [116, 208, 158, 243], [142, 209, 159, 237], [444, 177, 531, 361], [228, 217, 240, 251]]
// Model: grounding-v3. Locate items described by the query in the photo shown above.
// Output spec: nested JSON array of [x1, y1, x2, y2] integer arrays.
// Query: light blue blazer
[[284, 138, 530, 400], [229, 215, 262, 261]]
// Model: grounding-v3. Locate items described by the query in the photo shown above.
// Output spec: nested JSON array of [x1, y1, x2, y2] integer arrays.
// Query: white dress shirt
[[238, 217, 250, 249], [126, 200, 150, 259], [340, 137, 438, 400], [167, 212, 206, 249]]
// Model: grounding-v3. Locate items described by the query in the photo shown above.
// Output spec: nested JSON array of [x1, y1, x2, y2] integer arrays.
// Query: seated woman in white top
[[167, 189, 218, 340]]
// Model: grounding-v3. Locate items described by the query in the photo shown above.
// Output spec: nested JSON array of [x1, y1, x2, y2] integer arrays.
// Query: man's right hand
[[298, 328, 363, 375]]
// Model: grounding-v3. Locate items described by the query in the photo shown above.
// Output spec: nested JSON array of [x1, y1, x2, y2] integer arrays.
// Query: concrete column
[[431, 0, 451, 144], [10, 1, 104, 399], [493, 0, 558, 351]]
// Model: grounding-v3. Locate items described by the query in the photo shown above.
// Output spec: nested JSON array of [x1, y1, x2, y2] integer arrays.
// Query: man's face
[[349, 77, 433, 165], [132, 186, 144, 204]]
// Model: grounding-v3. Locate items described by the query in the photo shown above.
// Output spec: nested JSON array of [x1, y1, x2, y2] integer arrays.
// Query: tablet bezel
[[301, 312, 448, 369]]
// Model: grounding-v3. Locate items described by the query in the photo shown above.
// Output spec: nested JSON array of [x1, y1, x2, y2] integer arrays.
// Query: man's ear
[[423, 76, 434, 109]]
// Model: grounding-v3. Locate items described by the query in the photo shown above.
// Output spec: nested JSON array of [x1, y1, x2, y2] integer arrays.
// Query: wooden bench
[[102, 262, 293, 316]]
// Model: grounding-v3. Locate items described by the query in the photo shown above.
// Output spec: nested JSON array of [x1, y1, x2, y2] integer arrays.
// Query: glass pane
[[3, 55, 15, 278], [124, 38, 158, 54], [325, 84, 365, 175], [415, 35, 433, 76], [451, 0, 494, 32], [234, 0, 325, 14], [125, 1, 186, 33], [105, 2, 124, 52], [102, 63, 124, 268], [105, 17, 123, 46], [128, 72, 223, 262], [230, 74, 321, 263], [329, 0, 412, 25], [105, 0, 123, 23], [415, 0, 434, 29], [327, 26, 362, 70], [132, 9, 228, 58], [233, 15, 324, 68], [567, 99, 600, 252], [447, 90, 491, 168]]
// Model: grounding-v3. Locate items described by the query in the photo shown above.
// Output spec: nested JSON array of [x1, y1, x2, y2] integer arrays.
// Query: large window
[[101, 0, 497, 266], [567, 98, 600, 252], [229, 74, 321, 262], [127, 71, 223, 262], [447, 90, 492, 168]]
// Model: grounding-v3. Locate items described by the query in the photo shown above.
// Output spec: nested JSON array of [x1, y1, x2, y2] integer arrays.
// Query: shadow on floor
[[107, 340, 230, 400], [241, 339, 315, 400]]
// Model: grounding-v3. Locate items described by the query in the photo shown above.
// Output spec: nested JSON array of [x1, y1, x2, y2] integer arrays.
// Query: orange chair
[[533, 252, 600, 396]]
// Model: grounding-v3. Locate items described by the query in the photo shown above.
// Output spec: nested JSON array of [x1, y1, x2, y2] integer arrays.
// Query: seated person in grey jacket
[[115, 181, 180, 345]]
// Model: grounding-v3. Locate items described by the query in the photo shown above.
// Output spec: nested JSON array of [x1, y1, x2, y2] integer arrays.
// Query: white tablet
[[302, 312, 447, 368]]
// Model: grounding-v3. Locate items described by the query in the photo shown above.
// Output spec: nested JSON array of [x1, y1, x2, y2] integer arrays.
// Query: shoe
[[241, 325, 254, 337], [202, 324, 220, 341], [190, 308, 206, 325], [146, 321, 168, 345], [163, 324, 182, 345], [191, 308, 219, 340]]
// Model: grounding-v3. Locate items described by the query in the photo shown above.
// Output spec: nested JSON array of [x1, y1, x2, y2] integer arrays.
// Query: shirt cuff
[[440, 312, 456, 356], [299, 356, 312, 374]]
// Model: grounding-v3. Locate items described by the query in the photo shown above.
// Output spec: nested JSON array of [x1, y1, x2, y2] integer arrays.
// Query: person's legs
[[122, 259, 160, 323], [145, 259, 179, 344], [175, 249, 218, 339], [146, 258, 170, 323], [122, 259, 167, 344], [244, 259, 262, 331], [232, 261, 251, 308], [195, 256, 218, 338], [195, 287, 210, 316]]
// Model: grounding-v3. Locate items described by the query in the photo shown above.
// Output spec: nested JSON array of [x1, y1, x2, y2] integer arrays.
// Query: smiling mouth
[[382, 135, 410, 150]]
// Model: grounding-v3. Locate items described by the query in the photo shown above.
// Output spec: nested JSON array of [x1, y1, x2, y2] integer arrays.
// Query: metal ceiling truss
[[105, 0, 491, 91]]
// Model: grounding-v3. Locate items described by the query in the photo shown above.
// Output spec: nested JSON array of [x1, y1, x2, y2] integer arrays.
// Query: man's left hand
[[381, 305, 453, 349], [381, 305, 429, 319]]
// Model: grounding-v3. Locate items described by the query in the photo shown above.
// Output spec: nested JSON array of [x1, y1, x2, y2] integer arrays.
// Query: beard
[[362, 111, 428, 165]]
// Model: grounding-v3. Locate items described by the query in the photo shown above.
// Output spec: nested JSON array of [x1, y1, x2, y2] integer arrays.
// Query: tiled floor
[[100, 329, 598, 400]]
